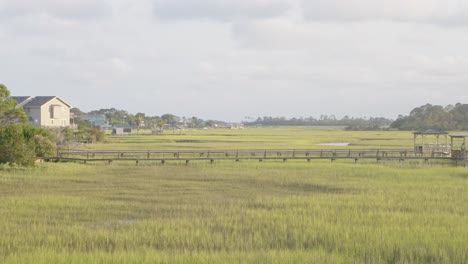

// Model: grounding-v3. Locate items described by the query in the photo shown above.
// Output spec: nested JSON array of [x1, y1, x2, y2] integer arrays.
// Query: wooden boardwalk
[[54, 149, 467, 166]]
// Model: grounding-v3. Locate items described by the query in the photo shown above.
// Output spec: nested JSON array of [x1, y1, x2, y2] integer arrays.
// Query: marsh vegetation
[[0, 128, 466, 263]]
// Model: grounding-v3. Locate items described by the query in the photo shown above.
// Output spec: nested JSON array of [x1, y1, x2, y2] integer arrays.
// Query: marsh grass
[[0, 159, 466, 263], [85, 128, 416, 151], [1, 128, 467, 263]]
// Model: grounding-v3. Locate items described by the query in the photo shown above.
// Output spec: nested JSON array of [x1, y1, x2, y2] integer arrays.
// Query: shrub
[[0, 125, 57, 166], [0, 125, 36, 166]]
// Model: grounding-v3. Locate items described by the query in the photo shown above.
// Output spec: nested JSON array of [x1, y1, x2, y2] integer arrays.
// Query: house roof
[[449, 134, 468, 138], [413, 129, 449, 135], [11, 96, 33, 106], [12, 96, 72, 108]]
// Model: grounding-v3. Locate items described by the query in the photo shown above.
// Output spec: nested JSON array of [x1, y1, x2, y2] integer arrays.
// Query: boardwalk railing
[[54, 149, 462, 165]]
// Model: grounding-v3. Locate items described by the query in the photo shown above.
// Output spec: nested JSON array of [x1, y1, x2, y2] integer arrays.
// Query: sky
[[1, 0, 468, 122]]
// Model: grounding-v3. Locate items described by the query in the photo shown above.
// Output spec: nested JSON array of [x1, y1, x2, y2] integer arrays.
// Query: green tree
[[135, 113, 145, 134], [0, 83, 27, 128], [0, 125, 36, 166], [156, 119, 165, 134], [0, 124, 56, 166], [161, 114, 177, 126]]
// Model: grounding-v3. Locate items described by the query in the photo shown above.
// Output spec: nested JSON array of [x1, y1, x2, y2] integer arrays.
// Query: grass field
[[85, 127, 416, 150], [0, 128, 467, 263]]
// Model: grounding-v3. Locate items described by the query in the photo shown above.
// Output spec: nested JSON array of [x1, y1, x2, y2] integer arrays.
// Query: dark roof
[[11, 96, 32, 105], [12, 96, 71, 108], [23, 96, 57, 107], [413, 129, 448, 135], [449, 134, 468, 138]]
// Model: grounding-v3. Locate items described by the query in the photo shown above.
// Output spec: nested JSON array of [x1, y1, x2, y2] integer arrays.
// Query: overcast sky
[[1, 0, 468, 121]]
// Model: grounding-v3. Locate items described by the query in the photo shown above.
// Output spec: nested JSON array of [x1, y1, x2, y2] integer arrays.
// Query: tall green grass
[[0, 160, 466, 263], [85, 127, 416, 150]]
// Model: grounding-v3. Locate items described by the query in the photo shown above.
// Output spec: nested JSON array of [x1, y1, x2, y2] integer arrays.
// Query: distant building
[[12, 96, 72, 128], [82, 114, 107, 128], [112, 124, 132, 135]]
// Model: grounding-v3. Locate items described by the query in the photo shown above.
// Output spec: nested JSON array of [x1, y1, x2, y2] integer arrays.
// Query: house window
[[123, 128, 131, 133]]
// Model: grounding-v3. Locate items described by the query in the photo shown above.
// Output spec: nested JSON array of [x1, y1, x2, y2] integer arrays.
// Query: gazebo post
[[445, 134, 448, 151], [421, 135, 425, 153]]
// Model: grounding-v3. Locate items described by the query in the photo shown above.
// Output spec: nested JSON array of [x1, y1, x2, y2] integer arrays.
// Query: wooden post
[[185, 160, 190, 165], [210, 159, 214, 164], [161, 160, 165, 165], [147, 151, 150, 159], [136, 160, 139, 166], [422, 135, 425, 154]]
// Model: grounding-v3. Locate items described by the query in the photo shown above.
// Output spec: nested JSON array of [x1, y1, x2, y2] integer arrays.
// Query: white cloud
[[0, 0, 111, 21], [302, 0, 468, 26], [110, 58, 132, 73], [152, 0, 292, 21], [2, 0, 468, 120]]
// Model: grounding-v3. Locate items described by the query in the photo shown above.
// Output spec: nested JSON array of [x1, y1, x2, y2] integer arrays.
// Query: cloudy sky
[[1, 0, 468, 121]]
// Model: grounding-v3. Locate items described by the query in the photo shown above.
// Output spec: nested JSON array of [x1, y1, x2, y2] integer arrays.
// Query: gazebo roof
[[449, 134, 468, 138], [413, 129, 448, 135]]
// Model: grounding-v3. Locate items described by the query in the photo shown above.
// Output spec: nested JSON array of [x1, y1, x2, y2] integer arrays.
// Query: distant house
[[82, 114, 107, 128], [12, 96, 72, 128], [112, 124, 132, 135]]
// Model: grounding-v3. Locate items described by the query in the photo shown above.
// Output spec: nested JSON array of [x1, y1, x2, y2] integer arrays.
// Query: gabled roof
[[12, 96, 72, 108], [11, 96, 33, 107]]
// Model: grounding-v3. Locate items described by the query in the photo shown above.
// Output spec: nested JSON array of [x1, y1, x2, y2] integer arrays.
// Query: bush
[[0, 125, 57, 166], [0, 125, 36, 166]]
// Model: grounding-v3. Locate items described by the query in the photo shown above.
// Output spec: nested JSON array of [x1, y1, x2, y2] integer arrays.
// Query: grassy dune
[[0, 128, 467, 263]]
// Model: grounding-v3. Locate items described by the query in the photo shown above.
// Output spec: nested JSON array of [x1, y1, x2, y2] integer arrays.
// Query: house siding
[[25, 107, 42, 127], [39, 98, 70, 127]]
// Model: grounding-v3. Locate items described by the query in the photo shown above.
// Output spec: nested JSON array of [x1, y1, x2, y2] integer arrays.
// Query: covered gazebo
[[450, 135, 467, 160], [413, 129, 449, 154]]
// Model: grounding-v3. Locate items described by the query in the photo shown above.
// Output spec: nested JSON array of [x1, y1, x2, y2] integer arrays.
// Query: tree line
[[390, 103, 468, 131], [244, 116, 393, 130]]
